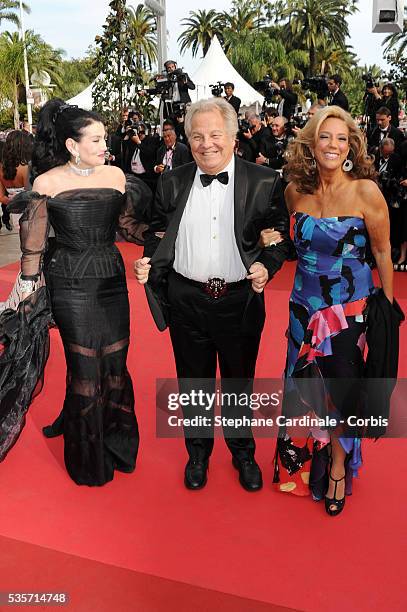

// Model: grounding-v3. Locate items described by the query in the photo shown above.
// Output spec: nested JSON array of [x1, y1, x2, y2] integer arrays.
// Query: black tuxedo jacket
[[155, 142, 192, 170], [143, 156, 291, 331], [225, 95, 241, 114], [368, 125, 405, 155], [329, 90, 349, 112]]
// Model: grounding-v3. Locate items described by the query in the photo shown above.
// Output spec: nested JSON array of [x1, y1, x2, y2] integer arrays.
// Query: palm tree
[[220, 0, 264, 34], [127, 4, 157, 73], [0, 0, 30, 27], [383, 18, 407, 61], [178, 9, 224, 57], [0, 30, 63, 127], [315, 43, 357, 77], [281, 0, 358, 75]]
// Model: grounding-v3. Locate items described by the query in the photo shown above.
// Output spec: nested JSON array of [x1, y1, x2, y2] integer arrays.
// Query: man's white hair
[[184, 98, 238, 140]]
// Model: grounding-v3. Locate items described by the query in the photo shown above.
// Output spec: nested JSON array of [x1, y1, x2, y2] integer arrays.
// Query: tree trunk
[[13, 81, 20, 129], [309, 42, 316, 76]]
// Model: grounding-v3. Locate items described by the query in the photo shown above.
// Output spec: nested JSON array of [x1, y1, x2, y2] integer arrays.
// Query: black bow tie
[[200, 171, 229, 187]]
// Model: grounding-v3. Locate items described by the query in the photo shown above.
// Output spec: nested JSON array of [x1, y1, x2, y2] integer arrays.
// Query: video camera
[[299, 76, 329, 99], [253, 76, 280, 103], [287, 114, 307, 134], [210, 81, 226, 97], [148, 68, 188, 96]]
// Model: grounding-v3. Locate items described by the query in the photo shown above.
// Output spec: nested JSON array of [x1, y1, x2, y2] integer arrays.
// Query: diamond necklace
[[67, 161, 95, 177]]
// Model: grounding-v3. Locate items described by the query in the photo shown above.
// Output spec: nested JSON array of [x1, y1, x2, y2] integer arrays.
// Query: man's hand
[[155, 164, 165, 174], [256, 153, 268, 165], [134, 257, 151, 284], [259, 228, 283, 248], [247, 262, 268, 293]]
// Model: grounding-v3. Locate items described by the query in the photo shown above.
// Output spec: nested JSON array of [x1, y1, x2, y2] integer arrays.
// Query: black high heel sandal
[[394, 261, 407, 272], [325, 470, 346, 517]]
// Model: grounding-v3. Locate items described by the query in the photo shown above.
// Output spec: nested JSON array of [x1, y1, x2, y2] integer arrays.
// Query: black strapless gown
[[1, 188, 140, 486]]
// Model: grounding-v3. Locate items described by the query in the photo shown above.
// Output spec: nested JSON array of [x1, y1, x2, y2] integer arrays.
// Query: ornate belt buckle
[[204, 277, 227, 299]]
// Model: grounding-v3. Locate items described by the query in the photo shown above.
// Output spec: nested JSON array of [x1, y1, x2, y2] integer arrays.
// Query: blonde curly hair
[[285, 105, 376, 194]]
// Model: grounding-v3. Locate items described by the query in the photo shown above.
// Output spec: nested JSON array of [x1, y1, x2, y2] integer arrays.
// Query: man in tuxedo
[[367, 107, 404, 156], [224, 82, 241, 115], [154, 120, 191, 175], [135, 98, 291, 491], [327, 75, 349, 112]]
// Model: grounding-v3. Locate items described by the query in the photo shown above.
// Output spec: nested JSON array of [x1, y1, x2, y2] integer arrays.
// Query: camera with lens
[[210, 81, 226, 97], [125, 118, 140, 131], [380, 170, 398, 190], [238, 118, 251, 135], [287, 114, 306, 135], [362, 73, 379, 89], [253, 76, 279, 103], [300, 76, 329, 99]]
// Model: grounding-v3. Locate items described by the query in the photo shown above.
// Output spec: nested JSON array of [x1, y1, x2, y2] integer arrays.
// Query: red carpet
[[0, 244, 406, 611]]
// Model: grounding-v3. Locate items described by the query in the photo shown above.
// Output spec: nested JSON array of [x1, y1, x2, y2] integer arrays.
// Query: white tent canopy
[[67, 81, 94, 109], [190, 36, 264, 107], [67, 36, 263, 111]]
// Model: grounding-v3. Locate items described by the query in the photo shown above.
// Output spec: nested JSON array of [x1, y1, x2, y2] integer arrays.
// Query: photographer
[[236, 119, 258, 162], [375, 137, 402, 255], [163, 60, 195, 105], [154, 120, 191, 175], [269, 78, 298, 120], [367, 107, 404, 156], [395, 144, 407, 268], [115, 109, 144, 171], [327, 74, 349, 111], [126, 122, 160, 194], [367, 82, 400, 128], [256, 116, 291, 171], [224, 82, 241, 114], [244, 113, 273, 158]]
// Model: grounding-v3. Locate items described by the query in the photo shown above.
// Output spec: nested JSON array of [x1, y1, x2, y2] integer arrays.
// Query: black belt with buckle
[[175, 273, 247, 299]]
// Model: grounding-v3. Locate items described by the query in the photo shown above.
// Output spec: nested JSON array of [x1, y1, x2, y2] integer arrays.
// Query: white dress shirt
[[174, 156, 247, 283]]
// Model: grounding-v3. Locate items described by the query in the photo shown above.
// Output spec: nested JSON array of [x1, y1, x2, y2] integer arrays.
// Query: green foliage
[[178, 10, 224, 57], [0, 0, 30, 28], [0, 29, 63, 127], [53, 53, 98, 101], [92, 0, 156, 121]]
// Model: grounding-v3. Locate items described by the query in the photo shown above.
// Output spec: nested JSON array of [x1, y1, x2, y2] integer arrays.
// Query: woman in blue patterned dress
[[262, 106, 393, 516]]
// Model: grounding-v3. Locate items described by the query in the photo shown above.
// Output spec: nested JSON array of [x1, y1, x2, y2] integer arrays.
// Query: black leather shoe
[[42, 411, 64, 438], [232, 457, 263, 491], [184, 460, 208, 490]]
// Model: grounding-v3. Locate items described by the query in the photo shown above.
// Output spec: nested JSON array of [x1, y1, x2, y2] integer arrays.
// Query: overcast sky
[[7, 0, 391, 74]]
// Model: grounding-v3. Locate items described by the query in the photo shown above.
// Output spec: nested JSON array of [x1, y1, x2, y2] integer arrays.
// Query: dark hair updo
[[32, 98, 103, 176], [2, 130, 34, 180]]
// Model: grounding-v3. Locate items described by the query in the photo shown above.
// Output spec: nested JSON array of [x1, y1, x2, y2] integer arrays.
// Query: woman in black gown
[[1, 99, 141, 486]]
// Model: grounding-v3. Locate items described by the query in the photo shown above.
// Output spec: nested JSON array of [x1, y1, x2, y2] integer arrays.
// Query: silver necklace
[[68, 161, 95, 177]]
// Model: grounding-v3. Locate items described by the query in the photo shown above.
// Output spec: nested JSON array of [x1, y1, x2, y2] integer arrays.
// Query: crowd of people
[[0, 64, 405, 519]]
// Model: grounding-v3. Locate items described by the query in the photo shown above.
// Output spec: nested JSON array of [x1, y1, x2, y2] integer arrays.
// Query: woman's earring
[[342, 158, 353, 172], [311, 156, 316, 168], [75, 153, 81, 165]]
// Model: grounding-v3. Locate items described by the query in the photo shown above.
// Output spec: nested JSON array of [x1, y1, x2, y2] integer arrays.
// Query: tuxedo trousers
[[168, 271, 262, 461]]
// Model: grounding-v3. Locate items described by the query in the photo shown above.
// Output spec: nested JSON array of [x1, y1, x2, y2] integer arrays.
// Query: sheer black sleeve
[[13, 193, 49, 281], [118, 188, 151, 245]]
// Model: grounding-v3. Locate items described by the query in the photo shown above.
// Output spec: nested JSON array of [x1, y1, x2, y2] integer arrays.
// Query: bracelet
[[20, 279, 36, 293]]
